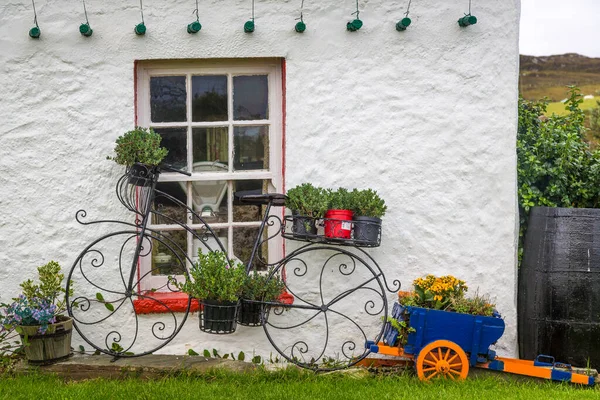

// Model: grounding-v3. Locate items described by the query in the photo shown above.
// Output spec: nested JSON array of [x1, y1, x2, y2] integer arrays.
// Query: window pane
[[233, 180, 267, 222], [152, 182, 188, 225], [192, 127, 229, 168], [153, 128, 187, 171], [234, 126, 269, 171], [150, 76, 187, 122], [190, 181, 228, 223], [233, 75, 268, 120], [193, 229, 228, 262], [151, 230, 187, 276], [234, 227, 267, 271], [192, 76, 228, 122]]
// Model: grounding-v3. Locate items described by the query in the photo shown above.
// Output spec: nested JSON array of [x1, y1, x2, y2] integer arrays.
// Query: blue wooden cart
[[366, 303, 595, 385]]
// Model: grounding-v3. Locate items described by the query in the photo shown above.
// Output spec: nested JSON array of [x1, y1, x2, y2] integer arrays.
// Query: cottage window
[[135, 60, 284, 295]]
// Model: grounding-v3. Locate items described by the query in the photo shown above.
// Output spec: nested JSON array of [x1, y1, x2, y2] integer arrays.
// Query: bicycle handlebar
[[159, 164, 192, 176]]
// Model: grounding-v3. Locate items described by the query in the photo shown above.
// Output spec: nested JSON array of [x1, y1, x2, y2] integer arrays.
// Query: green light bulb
[[135, 23, 146, 35], [187, 21, 202, 34], [458, 15, 477, 27], [346, 19, 363, 32], [29, 26, 41, 39], [295, 21, 306, 33], [244, 20, 255, 33], [79, 23, 93, 37], [396, 17, 411, 31]]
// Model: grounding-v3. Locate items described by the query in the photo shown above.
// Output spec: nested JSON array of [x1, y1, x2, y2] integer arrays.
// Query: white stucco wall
[[0, 0, 520, 360]]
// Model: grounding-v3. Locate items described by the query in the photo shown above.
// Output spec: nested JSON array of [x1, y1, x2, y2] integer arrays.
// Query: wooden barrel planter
[[18, 317, 73, 364], [518, 207, 600, 367]]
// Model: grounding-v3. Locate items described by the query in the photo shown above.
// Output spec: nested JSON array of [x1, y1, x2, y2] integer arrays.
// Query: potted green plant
[[175, 250, 246, 334], [107, 127, 168, 186], [0, 261, 72, 364], [285, 183, 328, 237], [352, 189, 387, 245], [324, 187, 354, 239], [238, 270, 285, 326]]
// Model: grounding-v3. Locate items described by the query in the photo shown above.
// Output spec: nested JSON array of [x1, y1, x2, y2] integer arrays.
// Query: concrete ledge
[[16, 354, 256, 381]]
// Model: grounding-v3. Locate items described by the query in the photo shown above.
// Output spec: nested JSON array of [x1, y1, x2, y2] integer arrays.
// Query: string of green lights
[[25, 0, 480, 39]]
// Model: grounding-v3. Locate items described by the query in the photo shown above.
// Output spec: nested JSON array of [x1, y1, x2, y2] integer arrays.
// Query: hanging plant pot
[[237, 300, 264, 326], [291, 212, 317, 237], [17, 317, 73, 364], [353, 216, 382, 245], [324, 209, 353, 239], [127, 163, 152, 187], [199, 300, 239, 334]]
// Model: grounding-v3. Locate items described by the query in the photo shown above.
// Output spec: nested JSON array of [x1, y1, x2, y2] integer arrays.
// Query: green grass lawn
[[545, 98, 598, 116], [0, 368, 597, 400]]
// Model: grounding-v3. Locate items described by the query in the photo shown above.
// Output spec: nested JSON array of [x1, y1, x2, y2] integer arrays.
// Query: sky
[[519, 0, 600, 57]]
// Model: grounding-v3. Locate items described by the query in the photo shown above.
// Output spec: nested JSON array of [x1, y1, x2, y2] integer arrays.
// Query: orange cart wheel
[[416, 340, 469, 381]]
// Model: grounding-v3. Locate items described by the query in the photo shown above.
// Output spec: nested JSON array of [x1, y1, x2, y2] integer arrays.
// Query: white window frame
[[136, 59, 284, 291]]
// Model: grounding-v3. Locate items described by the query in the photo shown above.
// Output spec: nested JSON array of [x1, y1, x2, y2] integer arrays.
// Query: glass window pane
[[192, 76, 228, 122], [193, 229, 228, 262], [192, 127, 229, 168], [234, 126, 269, 171], [190, 181, 228, 223], [153, 128, 187, 171], [233, 227, 267, 271], [151, 230, 187, 276], [233, 180, 267, 222], [233, 75, 268, 120], [150, 76, 187, 122], [152, 182, 188, 225]]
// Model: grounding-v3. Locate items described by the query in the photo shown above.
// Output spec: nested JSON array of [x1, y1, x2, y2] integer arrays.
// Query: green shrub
[[175, 251, 246, 302], [241, 270, 285, 302], [327, 187, 354, 210], [285, 183, 328, 218], [107, 127, 168, 166], [518, 86, 600, 262], [352, 189, 387, 218]]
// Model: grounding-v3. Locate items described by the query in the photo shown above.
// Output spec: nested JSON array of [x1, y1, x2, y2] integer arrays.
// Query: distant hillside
[[519, 53, 600, 101]]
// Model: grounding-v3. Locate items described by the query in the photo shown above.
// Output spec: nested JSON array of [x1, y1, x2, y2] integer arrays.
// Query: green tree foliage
[[517, 86, 600, 261]]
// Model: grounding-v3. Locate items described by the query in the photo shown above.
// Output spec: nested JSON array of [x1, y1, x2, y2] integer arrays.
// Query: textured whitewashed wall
[[0, 0, 520, 359]]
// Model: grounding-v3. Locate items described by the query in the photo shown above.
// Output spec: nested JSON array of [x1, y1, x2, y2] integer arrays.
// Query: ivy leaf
[[203, 349, 211, 358], [188, 349, 199, 356], [238, 351, 245, 361], [104, 303, 115, 312], [78, 345, 85, 354], [96, 292, 105, 302]]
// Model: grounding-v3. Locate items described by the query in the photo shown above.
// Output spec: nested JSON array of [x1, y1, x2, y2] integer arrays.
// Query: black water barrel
[[518, 207, 600, 368]]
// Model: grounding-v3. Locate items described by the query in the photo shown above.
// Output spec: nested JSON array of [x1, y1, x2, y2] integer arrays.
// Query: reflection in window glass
[[233, 180, 267, 222], [234, 126, 269, 171], [193, 229, 228, 262], [192, 75, 228, 122], [153, 128, 187, 170], [153, 183, 188, 225], [233, 75, 268, 120], [151, 230, 187, 276], [190, 181, 228, 222], [192, 127, 228, 167], [150, 76, 187, 122], [234, 227, 267, 271]]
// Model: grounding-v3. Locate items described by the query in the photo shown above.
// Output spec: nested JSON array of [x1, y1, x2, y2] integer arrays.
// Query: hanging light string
[[31, 0, 39, 27], [82, 0, 90, 24], [404, 0, 412, 17], [351, 0, 359, 20], [251, 0, 255, 22], [296, 0, 305, 22], [467, 0, 472, 16], [193, 0, 199, 21], [139, 0, 145, 24]]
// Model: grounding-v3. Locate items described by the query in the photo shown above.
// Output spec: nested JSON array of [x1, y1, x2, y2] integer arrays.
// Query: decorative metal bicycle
[[66, 164, 400, 370]]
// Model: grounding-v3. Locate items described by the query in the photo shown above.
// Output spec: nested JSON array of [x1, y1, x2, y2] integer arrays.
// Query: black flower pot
[[237, 300, 263, 326], [352, 216, 381, 245], [291, 213, 317, 237], [200, 300, 239, 334], [127, 163, 152, 187]]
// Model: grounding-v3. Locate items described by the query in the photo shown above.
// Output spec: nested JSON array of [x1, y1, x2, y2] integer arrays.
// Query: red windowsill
[[133, 291, 294, 314]]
